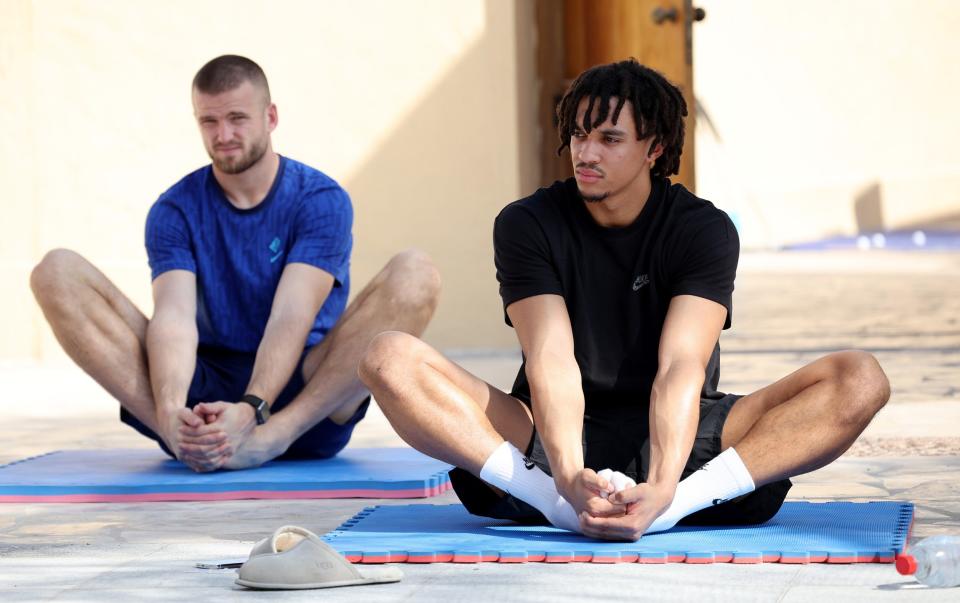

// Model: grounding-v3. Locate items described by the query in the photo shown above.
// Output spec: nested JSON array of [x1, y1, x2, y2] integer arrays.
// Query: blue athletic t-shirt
[[145, 156, 352, 353]]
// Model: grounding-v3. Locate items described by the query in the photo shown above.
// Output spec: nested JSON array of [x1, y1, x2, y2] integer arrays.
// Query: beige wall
[[1, 1, 39, 360], [693, 0, 960, 248], [6, 0, 959, 362], [2, 0, 530, 361]]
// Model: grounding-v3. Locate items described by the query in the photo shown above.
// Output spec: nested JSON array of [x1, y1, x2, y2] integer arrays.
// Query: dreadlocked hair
[[556, 59, 687, 178]]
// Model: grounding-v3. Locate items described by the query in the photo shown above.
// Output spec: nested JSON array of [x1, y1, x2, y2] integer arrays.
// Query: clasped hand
[[564, 467, 675, 542], [162, 402, 260, 472]]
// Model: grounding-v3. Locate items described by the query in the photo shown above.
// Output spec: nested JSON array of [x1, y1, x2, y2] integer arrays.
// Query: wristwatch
[[241, 394, 271, 425]]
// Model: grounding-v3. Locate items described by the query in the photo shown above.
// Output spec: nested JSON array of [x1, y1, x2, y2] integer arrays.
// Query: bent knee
[[383, 248, 441, 306], [358, 330, 426, 388], [389, 248, 435, 272], [829, 350, 890, 423], [30, 248, 86, 300]]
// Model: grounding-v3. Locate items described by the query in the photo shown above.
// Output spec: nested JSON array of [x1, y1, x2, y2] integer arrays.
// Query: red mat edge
[[0, 481, 452, 503]]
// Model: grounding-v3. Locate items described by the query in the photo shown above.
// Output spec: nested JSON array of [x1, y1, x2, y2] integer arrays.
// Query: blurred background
[[2, 0, 959, 360]]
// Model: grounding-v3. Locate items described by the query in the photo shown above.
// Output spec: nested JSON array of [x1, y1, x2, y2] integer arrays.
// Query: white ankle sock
[[645, 447, 756, 534], [597, 468, 636, 497], [478, 441, 580, 532]]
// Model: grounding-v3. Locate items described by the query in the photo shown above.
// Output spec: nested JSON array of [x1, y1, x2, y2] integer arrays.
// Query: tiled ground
[[1, 250, 958, 601]]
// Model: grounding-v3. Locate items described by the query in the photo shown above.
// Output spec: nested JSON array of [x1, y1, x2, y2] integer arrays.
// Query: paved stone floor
[[1, 250, 958, 601]]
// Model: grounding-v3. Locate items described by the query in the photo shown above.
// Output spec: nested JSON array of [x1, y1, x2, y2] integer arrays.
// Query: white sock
[[597, 468, 636, 498], [478, 441, 580, 532], [645, 447, 756, 534]]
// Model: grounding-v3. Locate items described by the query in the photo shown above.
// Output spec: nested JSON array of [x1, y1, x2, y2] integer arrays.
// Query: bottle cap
[[895, 554, 917, 575]]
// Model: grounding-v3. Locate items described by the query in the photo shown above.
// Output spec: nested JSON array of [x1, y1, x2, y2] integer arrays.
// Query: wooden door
[[537, 0, 702, 192]]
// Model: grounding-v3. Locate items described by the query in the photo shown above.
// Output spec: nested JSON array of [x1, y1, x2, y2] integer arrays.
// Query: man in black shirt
[[359, 59, 889, 540]]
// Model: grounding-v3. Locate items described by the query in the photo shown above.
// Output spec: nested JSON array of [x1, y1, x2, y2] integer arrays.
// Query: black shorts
[[449, 393, 791, 526], [121, 344, 370, 460]]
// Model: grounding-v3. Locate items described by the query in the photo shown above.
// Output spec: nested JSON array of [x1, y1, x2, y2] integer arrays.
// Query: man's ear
[[647, 141, 665, 161], [267, 103, 278, 132]]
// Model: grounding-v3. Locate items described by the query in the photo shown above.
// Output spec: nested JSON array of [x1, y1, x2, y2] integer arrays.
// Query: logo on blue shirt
[[269, 237, 283, 263]]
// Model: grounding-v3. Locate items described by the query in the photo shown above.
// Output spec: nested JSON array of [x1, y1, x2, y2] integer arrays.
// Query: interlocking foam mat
[[0, 448, 452, 502], [323, 501, 913, 564]]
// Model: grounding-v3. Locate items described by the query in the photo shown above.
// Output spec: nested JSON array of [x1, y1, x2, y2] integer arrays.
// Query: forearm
[[246, 313, 313, 406], [646, 360, 704, 488], [146, 314, 198, 413], [527, 353, 586, 489]]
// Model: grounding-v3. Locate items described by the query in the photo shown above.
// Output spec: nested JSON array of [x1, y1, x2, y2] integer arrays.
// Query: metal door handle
[[651, 5, 706, 25], [652, 6, 678, 24]]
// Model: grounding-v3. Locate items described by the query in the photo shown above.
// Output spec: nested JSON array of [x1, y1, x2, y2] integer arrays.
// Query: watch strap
[[240, 394, 270, 425]]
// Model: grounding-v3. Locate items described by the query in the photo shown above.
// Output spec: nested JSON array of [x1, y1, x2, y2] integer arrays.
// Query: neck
[[212, 149, 280, 209], [583, 173, 654, 228]]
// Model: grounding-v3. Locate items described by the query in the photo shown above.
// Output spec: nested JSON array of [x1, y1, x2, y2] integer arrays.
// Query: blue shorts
[[121, 344, 369, 460]]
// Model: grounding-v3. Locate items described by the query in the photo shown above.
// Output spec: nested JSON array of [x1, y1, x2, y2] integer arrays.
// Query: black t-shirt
[[494, 177, 739, 410]]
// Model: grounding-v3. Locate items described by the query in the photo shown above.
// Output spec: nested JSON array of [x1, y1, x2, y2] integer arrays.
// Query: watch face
[[243, 395, 269, 424]]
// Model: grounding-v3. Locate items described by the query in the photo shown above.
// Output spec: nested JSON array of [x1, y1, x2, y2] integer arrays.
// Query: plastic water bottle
[[895, 536, 960, 587]]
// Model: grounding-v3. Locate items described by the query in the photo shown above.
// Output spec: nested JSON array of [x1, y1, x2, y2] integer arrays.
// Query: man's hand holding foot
[[555, 468, 626, 531], [221, 425, 287, 470], [178, 405, 232, 472], [580, 481, 676, 541], [157, 406, 228, 472], [186, 402, 256, 465], [191, 401, 290, 470]]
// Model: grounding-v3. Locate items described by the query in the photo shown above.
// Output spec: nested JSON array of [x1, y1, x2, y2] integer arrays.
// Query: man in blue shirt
[[31, 55, 440, 472]]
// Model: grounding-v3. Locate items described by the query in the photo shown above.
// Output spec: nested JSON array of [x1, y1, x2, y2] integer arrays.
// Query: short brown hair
[[192, 55, 271, 102]]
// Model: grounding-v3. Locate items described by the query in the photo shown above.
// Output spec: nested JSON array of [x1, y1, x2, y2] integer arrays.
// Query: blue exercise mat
[[0, 448, 452, 502], [783, 229, 960, 251], [323, 502, 913, 564]]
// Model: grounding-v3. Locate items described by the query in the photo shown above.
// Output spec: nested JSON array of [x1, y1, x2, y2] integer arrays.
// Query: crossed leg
[[30, 249, 158, 429], [360, 331, 586, 530], [246, 249, 442, 461], [722, 350, 890, 485], [358, 331, 532, 473], [360, 332, 891, 538], [622, 350, 892, 539], [30, 247, 441, 468]]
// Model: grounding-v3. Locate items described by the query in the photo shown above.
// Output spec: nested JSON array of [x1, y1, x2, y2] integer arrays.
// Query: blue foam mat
[[783, 229, 960, 251], [323, 502, 913, 564], [0, 448, 452, 501]]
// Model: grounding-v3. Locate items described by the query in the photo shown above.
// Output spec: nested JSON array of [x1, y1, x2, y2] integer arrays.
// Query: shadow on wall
[[784, 181, 960, 251], [901, 211, 960, 232], [342, 0, 533, 350], [854, 181, 960, 233], [854, 182, 884, 234]]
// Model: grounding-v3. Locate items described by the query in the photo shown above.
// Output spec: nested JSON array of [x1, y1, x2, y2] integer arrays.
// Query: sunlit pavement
[[1, 250, 958, 601]]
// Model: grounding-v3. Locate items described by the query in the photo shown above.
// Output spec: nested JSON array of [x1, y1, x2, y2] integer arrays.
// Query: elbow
[[264, 309, 316, 337], [524, 351, 582, 395], [147, 311, 198, 348], [656, 351, 709, 378], [652, 356, 707, 394], [267, 299, 320, 330], [525, 349, 577, 375]]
